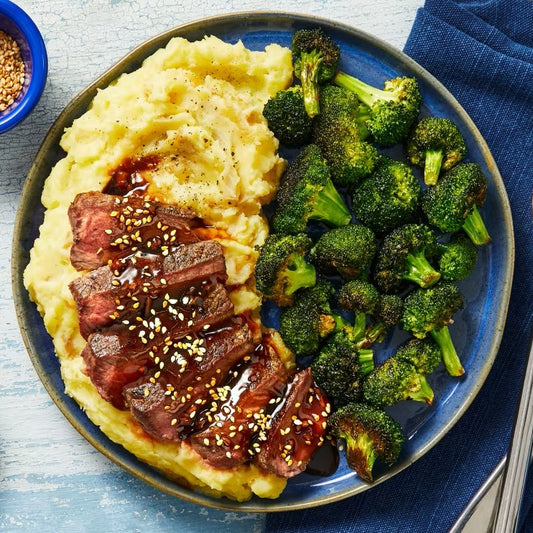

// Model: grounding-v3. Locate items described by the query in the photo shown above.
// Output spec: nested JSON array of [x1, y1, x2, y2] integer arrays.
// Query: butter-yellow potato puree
[[24, 35, 293, 501]]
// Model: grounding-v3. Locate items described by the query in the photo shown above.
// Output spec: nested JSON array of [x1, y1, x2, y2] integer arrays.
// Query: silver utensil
[[491, 329, 533, 532]]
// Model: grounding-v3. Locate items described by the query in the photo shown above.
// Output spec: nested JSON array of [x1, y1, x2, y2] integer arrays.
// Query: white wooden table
[[0, 1, 431, 531]]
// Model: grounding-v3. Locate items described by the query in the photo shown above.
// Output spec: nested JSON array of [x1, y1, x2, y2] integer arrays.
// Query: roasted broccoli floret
[[292, 27, 341, 117], [254, 233, 316, 306], [430, 233, 478, 281], [365, 294, 404, 346], [279, 281, 343, 357], [263, 86, 313, 147], [311, 327, 374, 408], [395, 337, 442, 374], [402, 281, 465, 376], [313, 84, 378, 186], [406, 116, 467, 185], [272, 144, 351, 235], [363, 356, 435, 407], [308, 224, 377, 279], [337, 280, 380, 344], [328, 402, 405, 482], [373, 223, 441, 294], [352, 156, 421, 234], [421, 162, 491, 246], [334, 72, 422, 146]]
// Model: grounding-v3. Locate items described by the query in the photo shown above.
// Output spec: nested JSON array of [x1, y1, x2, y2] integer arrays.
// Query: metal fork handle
[[491, 328, 533, 532]]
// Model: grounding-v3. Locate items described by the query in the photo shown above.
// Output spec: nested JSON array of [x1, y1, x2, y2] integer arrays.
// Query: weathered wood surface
[[0, 1, 420, 531]]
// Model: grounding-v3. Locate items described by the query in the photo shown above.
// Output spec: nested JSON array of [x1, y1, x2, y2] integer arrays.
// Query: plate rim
[[11, 10, 515, 512]]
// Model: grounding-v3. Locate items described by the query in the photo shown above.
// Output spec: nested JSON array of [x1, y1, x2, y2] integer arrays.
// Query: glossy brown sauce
[[305, 438, 339, 477], [94, 154, 337, 477], [103, 154, 159, 197]]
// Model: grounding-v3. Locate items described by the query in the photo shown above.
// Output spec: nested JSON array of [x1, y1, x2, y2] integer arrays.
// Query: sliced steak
[[69, 240, 227, 338], [124, 318, 254, 439], [189, 342, 289, 469], [254, 367, 331, 478], [81, 332, 153, 409], [81, 281, 234, 408], [69, 191, 199, 270]]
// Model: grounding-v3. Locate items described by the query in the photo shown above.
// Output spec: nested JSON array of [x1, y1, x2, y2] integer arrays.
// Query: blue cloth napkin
[[266, 1, 533, 531]]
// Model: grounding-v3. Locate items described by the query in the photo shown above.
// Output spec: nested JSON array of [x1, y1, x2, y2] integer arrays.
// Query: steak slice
[[69, 191, 199, 270], [81, 281, 234, 409], [69, 240, 226, 338], [254, 367, 331, 478], [124, 318, 254, 440], [82, 332, 153, 409], [189, 342, 289, 469]]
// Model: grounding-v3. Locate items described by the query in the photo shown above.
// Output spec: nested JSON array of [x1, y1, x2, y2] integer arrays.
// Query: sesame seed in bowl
[[0, 0, 47, 134]]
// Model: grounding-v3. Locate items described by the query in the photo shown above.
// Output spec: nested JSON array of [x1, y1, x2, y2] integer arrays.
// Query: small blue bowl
[[0, 0, 47, 133]]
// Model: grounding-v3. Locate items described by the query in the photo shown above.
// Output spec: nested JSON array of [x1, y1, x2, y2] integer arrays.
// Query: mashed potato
[[24, 35, 293, 501]]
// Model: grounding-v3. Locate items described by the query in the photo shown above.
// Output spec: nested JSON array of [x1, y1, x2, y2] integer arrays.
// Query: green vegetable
[[292, 27, 341, 117], [254, 233, 316, 306], [364, 294, 404, 346], [311, 327, 374, 408], [352, 156, 421, 234], [402, 282, 465, 376], [395, 337, 442, 375], [263, 86, 313, 147], [272, 144, 351, 235], [363, 356, 435, 407], [337, 280, 381, 345], [421, 163, 491, 246], [308, 224, 377, 280], [279, 281, 343, 357], [373, 223, 441, 294], [334, 72, 422, 146], [328, 402, 405, 482], [430, 233, 478, 281], [406, 116, 466, 185], [313, 84, 378, 186]]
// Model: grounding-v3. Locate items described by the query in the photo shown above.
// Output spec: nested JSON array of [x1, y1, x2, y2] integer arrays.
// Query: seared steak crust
[[254, 367, 330, 478], [81, 281, 234, 408], [69, 240, 226, 338], [124, 319, 254, 439], [189, 342, 288, 469], [69, 191, 333, 481], [69, 192, 199, 270]]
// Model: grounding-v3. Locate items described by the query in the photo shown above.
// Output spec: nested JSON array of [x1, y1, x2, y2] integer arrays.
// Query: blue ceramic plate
[[12, 12, 514, 511]]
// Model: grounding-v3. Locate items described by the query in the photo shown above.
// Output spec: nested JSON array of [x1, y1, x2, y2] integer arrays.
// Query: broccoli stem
[[462, 204, 491, 246], [358, 348, 374, 376], [424, 149, 444, 186], [355, 103, 372, 140], [364, 322, 387, 346], [334, 71, 393, 108], [353, 312, 367, 344], [284, 254, 316, 296], [409, 374, 434, 405], [310, 179, 351, 227], [333, 313, 351, 331], [430, 326, 465, 376], [403, 251, 441, 288], [345, 432, 376, 482], [299, 50, 323, 118]]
